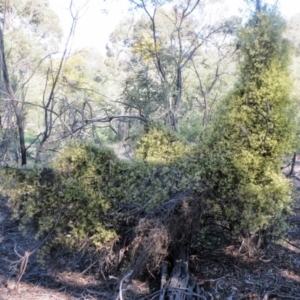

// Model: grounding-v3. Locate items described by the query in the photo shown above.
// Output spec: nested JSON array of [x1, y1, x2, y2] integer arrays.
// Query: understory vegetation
[[0, 0, 299, 299]]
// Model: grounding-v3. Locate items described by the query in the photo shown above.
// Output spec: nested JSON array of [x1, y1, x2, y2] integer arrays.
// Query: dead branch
[[118, 270, 133, 300], [282, 238, 300, 250], [36, 0, 81, 162], [288, 152, 297, 177], [167, 287, 207, 299], [159, 261, 168, 300], [85, 115, 148, 124], [15, 250, 29, 293], [12, 209, 62, 293], [4, 99, 76, 139]]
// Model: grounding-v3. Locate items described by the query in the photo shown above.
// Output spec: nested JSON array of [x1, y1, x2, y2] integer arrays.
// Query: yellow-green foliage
[[7, 144, 118, 247], [136, 126, 191, 163], [198, 9, 297, 234], [7, 139, 193, 250]]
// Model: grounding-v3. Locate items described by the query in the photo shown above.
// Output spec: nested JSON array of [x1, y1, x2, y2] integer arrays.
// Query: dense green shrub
[[7, 139, 193, 250], [8, 144, 118, 247], [136, 125, 191, 163], [198, 7, 298, 235]]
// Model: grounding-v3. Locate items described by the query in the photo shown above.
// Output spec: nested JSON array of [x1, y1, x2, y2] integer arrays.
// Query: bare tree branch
[[86, 114, 148, 124]]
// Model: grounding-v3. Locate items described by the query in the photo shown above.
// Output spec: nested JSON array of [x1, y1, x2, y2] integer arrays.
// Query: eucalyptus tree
[[125, 0, 235, 132], [0, 0, 62, 165], [0, 0, 104, 164], [104, 17, 142, 141]]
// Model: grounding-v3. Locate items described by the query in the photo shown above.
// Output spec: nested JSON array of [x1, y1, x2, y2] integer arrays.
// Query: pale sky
[[48, 0, 300, 55]]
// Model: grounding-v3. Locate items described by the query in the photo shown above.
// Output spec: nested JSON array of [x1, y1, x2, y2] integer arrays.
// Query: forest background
[[1, 0, 300, 299]]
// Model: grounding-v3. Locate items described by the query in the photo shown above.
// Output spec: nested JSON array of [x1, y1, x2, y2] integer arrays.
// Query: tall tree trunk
[[256, 0, 261, 12], [171, 67, 182, 132], [0, 24, 26, 165]]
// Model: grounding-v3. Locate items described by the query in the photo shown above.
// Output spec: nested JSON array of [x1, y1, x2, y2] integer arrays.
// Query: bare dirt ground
[[1, 158, 300, 299]]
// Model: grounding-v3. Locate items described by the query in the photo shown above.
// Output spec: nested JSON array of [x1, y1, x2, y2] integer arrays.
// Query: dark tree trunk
[[0, 24, 26, 165], [157, 196, 208, 300], [256, 0, 261, 12], [160, 246, 206, 300], [131, 195, 209, 300]]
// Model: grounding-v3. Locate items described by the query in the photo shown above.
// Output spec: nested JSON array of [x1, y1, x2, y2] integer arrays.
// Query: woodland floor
[[1, 160, 300, 299]]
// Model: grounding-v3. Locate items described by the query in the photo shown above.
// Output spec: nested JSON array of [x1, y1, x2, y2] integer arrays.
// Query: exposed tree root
[[127, 192, 211, 299]]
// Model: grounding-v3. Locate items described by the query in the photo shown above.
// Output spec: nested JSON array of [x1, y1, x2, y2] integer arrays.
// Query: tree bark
[[162, 246, 205, 300], [0, 24, 26, 165], [256, 0, 261, 12], [159, 196, 209, 299]]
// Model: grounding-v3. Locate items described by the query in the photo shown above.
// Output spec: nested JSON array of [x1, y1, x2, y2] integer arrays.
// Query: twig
[[118, 270, 133, 300], [282, 238, 300, 250], [247, 102, 270, 148], [15, 250, 30, 293], [167, 286, 207, 299], [13, 209, 62, 293], [159, 262, 168, 300], [86, 115, 148, 124], [290, 175, 300, 182], [288, 152, 297, 177], [262, 274, 280, 300], [144, 290, 161, 300], [0, 165, 35, 172], [80, 261, 97, 275], [4, 99, 76, 139], [267, 294, 300, 300]]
